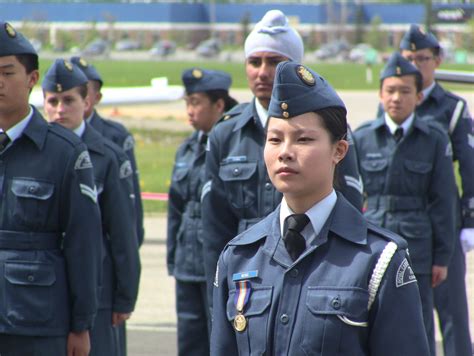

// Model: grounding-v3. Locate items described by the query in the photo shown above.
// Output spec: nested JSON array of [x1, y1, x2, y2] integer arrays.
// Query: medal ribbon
[[234, 280, 251, 313]]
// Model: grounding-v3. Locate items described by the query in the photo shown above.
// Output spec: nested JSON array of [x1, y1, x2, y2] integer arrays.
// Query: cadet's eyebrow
[[0, 63, 15, 69]]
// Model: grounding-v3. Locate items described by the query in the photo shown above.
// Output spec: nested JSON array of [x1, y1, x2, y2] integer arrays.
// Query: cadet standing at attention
[[201, 9, 363, 305], [71, 56, 145, 248], [42, 59, 141, 356], [211, 61, 430, 356], [0, 23, 102, 356], [399, 24, 473, 356], [355, 53, 457, 356], [167, 68, 237, 356]]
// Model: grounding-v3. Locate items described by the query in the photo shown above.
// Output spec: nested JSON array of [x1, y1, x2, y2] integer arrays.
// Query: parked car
[[82, 39, 110, 57], [314, 40, 350, 61], [115, 39, 141, 51], [349, 43, 373, 63], [196, 38, 220, 58], [149, 40, 176, 57]]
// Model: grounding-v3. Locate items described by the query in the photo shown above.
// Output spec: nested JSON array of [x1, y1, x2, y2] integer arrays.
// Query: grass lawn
[[38, 59, 472, 92]]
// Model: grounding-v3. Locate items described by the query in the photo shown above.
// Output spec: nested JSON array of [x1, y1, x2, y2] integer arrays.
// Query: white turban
[[244, 10, 304, 63]]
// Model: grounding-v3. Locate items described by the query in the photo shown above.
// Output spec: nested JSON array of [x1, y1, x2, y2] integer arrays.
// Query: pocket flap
[[227, 285, 272, 320], [403, 160, 432, 174], [11, 179, 54, 200], [173, 167, 189, 182], [306, 287, 368, 320], [360, 159, 388, 172], [5, 261, 56, 286], [219, 162, 257, 182]]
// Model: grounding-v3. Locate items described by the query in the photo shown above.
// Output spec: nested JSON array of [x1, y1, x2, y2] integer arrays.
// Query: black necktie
[[0, 132, 10, 151], [197, 134, 207, 155], [393, 127, 404, 143], [283, 214, 310, 261]]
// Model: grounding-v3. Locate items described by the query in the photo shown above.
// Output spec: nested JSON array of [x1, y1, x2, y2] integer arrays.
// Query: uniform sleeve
[[369, 249, 430, 355], [336, 126, 363, 211], [60, 145, 102, 332], [427, 131, 457, 266], [210, 251, 239, 356], [123, 134, 145, 247], [102, 155, 141, 313], [166, 151, 186, 276], [450, 102, 474, 227], [201, 129, 240, 307]]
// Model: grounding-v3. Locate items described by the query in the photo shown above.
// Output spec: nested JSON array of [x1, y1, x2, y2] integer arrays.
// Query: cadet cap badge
[[296, 65, 315, 86], [192, 69, 203, 79], [5, 23, 16, 38], [79, 58, 88, 67], [64, 60, 73, 72]]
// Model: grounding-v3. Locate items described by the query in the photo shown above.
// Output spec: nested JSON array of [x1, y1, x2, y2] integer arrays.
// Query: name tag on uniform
[[232, 270, 258, 281], [222, 155, 247, 164]]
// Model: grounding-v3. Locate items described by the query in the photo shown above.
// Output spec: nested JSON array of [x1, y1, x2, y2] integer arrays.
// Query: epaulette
[[367, 222, 407, 249], [354, 119, 375, 132], [218, 103, 248, 123]]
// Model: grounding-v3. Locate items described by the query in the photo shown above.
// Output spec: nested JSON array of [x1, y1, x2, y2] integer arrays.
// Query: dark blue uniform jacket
[[167, 131, 206, 282], [82, 124, 140, 312], [0, 108, 102, 336], [202, 100, 363, 301], [89, 110, 145, 245], [354, 115, 457, 274], [211, 194, 429, 356]]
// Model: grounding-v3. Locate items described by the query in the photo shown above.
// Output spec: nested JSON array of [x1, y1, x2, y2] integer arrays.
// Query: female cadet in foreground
[[167, 68, 237, 356], [210, 61, 430, 356]]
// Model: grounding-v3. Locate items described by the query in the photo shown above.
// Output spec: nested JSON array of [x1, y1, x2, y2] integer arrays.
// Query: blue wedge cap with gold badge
[[399, 24, 440, 51], [380, 52, 421, 81], [268, 61, 346, 120], [42, 58, 89, 93], [0, 22, 37, 58], [182, 68, 232, 95], [71, 56, 103, 85]]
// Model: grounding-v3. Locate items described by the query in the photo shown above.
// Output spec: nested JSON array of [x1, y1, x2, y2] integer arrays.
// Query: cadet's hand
[[112, 312, 131, 326], [67, 330, 90, 356], [460, 228, 474, 254], [432, 265, 448, 287]]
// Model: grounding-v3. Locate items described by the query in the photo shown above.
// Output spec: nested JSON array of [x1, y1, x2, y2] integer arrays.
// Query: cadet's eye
[[248, 58, 261, 67], [298, 136, 314, 143], [267, 136, 281, 144]]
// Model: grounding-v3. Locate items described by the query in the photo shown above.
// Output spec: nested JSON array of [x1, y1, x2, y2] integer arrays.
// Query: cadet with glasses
[[0, 23, 102, 356], [357, 52, 458, 356], [167, 68, 237, 356], [42, 59, 141, 356], [211, 61, 430, 356]]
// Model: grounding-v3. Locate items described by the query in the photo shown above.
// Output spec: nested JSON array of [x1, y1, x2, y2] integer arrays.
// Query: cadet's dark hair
[[77, 83, 89, 99], [379, 72, 423, 93], [429, 46, 441, 57], [15, 54, 38, 74], [314, 106, 347, 143], [314, 106, 348, 188], [89, 80, 102, 92], [205, 89, 239, 112]]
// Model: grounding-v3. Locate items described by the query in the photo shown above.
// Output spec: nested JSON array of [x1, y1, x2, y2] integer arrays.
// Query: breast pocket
[[403, 160, 432, 191], [226, 285, 272, 356], [4, 261, 56, 326], [300, 287, 369, 356], [219, 162, 258, 210], [10, 178, 55, 229], [360, 159, 388, 194]]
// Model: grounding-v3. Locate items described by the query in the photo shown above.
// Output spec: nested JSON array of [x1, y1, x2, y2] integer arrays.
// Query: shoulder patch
[[74, 151, 93, 170], [122, 135, 135, 151], [396, 258, 417, 288], [80, 183, 98, 204], [119, 160, 133, 179]]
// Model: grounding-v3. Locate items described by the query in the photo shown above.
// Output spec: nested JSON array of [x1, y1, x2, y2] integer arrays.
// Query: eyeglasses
[[405, 56, 435, 64]]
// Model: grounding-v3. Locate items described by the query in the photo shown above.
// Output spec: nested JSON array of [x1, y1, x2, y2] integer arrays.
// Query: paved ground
[[110, 90, 474, 355]]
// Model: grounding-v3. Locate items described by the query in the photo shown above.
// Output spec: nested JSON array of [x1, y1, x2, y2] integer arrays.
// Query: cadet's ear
[[27, 70, 40, 90], [333, 139, 349, 165]]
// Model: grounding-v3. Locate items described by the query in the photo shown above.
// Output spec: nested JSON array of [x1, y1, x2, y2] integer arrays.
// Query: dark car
[[115, 39, 142, 51], [82, 39, 110, 57]]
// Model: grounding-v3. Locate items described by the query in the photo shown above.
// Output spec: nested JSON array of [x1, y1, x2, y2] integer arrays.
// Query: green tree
[[364, 15, 384, 50]]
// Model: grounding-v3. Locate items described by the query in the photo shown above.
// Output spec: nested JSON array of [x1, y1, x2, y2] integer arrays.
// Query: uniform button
[[27, 275, 35, 282], [331, 297, 341, 310], [232, 168, 241, 176], [290, 269, 299, 278], [28, 186, 37, 193], [265, 182, 272, 190], [280, 314, 289, 324]]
